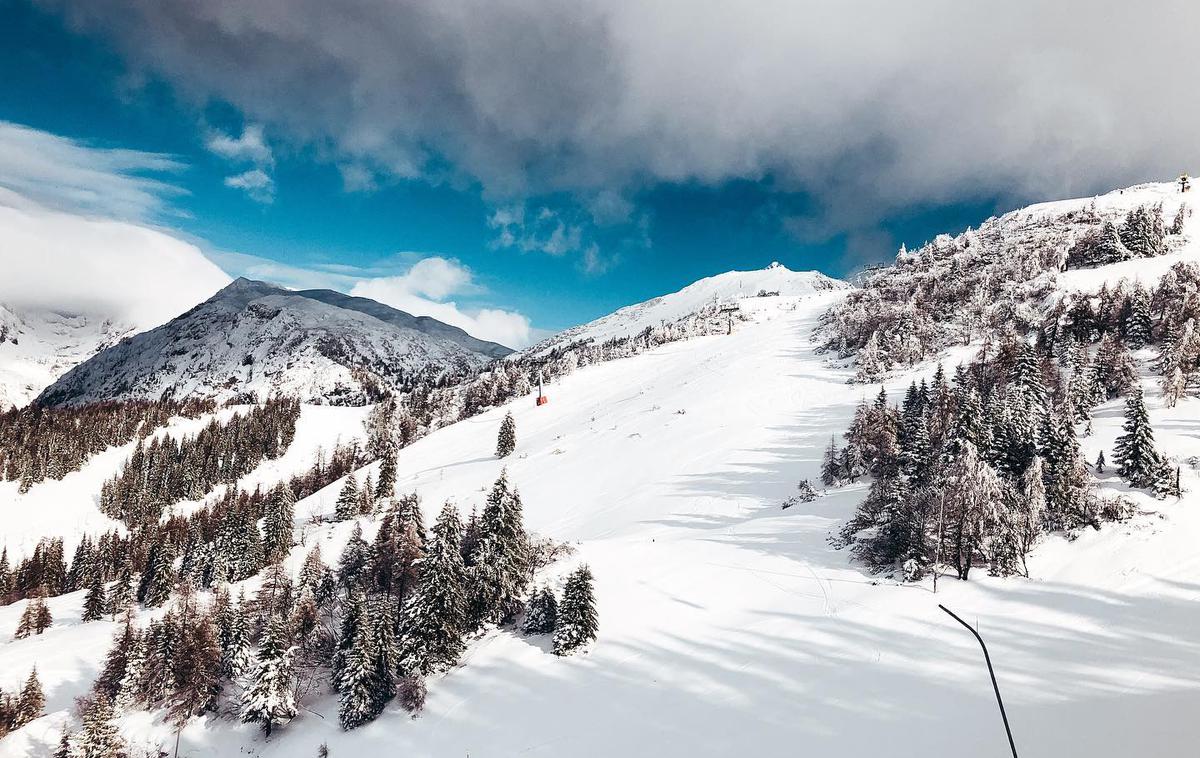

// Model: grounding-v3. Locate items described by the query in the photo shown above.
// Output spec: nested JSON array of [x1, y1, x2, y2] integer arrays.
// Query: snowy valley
[[1, 181, 1200, 758]]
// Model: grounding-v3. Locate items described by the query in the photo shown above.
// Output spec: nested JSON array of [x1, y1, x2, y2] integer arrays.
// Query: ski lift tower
[[536, 377, 549, 406], [719, 302, 741, 335]]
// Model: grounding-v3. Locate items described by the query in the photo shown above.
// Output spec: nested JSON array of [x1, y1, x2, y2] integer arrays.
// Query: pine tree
[[13, 668, 44, 728], [467, 471, 530, 627], [334, 473, 360, 521], [241, 615, 297, 737], [1123, 287, 1153, 349], [553, 566, 598, 655], [115, 629, 146, 710], [76, 693, 125, 758], [522, 585, 558, 635], [1014, 456, 1046, 575], [376, 446, 397, 501], [1095, 450, 1106, 473], [106, 560, 133, 620], [337, 523, 370, 589], [400, 503, 468, 675], [496, 411, 517, 458], [337, 620, 380, 730], [332, 590, 366, 690], [217, 592, 253, 679], [820, 436, 841, 487], [940, 441, 1004, 580], [0, 547, 12, 601], [15, 595, 52, 638], [855, 331, 888, 382], [95, 616, 136, 700], [82, 574, 106, 622], [262, 484, 296, 564], [1114, 387, 1165, 489]]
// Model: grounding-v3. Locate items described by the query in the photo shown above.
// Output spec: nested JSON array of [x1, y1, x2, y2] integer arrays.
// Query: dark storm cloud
[[40, 0, 1200, 236]]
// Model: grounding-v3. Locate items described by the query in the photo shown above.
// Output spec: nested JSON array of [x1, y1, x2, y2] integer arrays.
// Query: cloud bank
[[40, 0, 1200, 239]]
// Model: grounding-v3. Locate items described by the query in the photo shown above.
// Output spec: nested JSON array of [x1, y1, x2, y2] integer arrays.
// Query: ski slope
[[4, 283, 1199, 758]]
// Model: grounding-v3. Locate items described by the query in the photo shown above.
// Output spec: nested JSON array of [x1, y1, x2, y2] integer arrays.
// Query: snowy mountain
[[527, 262, 846, 353], [36, 278, 513, 407], [5, 181, 1200, 758], [0, 306, 137, 411]]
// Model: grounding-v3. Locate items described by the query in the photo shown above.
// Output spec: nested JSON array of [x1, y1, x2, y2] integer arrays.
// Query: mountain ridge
[[35, 278, 513, 407]]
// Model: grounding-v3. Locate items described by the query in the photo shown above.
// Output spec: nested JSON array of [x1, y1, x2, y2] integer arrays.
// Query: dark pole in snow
[[939, 604, 1019, 758]]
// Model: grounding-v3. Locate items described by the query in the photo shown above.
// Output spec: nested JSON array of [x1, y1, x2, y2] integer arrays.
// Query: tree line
[[831, 331, 1171, 581], [0, 398, 214, 492], [44, 470, 595, 754], [98, 397, 300, 526]]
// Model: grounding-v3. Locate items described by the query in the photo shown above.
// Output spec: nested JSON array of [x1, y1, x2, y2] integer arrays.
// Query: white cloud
[[0, 120, 182, 220], [207, 123, 276, 203], [44, 0, 1200, 238], [350, 258, 532, 348], [489, 204, 584, 256], [206, 123, 273, 166], [0, 188, 230, 329], [224, 167, 275, 203]]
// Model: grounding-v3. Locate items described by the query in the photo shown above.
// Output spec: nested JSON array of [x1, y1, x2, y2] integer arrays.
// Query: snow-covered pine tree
[[1090, 221, 1129, 266], [262, 483, 296, 564], [115, 628, 146, 710], [1170, 203, 1188, 235], [337, 523, 371, 589], [467, 470, 531, 627], [75, 693, 125, 758], [12, 668, 44, 728], [139, 541, 175, 608], [496, 411, 516, 458], [820, 436, 841, 487], [94, 615, 136, 700], [400, 503, 468, 675], [82, 574, 106, 622], [212, 589, 245, 679], [553, 565, 598, 655], [337, 619, 381, 730], [1040, 406, 1096, 531], [332, 590, 366, 690], [376, 446, 397, 501], [106, 559, 134, 620], [1095, 450, 1106, 474], [369, 599, 399, 706], [939, 440, 1004, 580], [240, 615, 297, 737], [855, 331, 887, 383], [1123, 286, 1153, 349], [1114, 386, 1165, 489], [334, 473, 361, 521], [522, 585, 558, 635], [1014, 456, 1046, 575]]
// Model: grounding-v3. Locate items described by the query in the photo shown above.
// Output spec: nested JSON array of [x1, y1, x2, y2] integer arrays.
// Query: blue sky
[[1, 1, 1190, 346]]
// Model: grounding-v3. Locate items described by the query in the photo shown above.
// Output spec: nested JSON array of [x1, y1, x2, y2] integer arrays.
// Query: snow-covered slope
[[529, 261, 846, 353], [5, 271, 1200, 758], [36, 278, 513, 407], [0, 306, 136, 411]]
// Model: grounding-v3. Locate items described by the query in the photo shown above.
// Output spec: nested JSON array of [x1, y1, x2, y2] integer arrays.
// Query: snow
[[527, 262, 846, 354], [37, 279, 506, 407], [3, 257, 1200, 757], [0, 404, 368, 563]]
